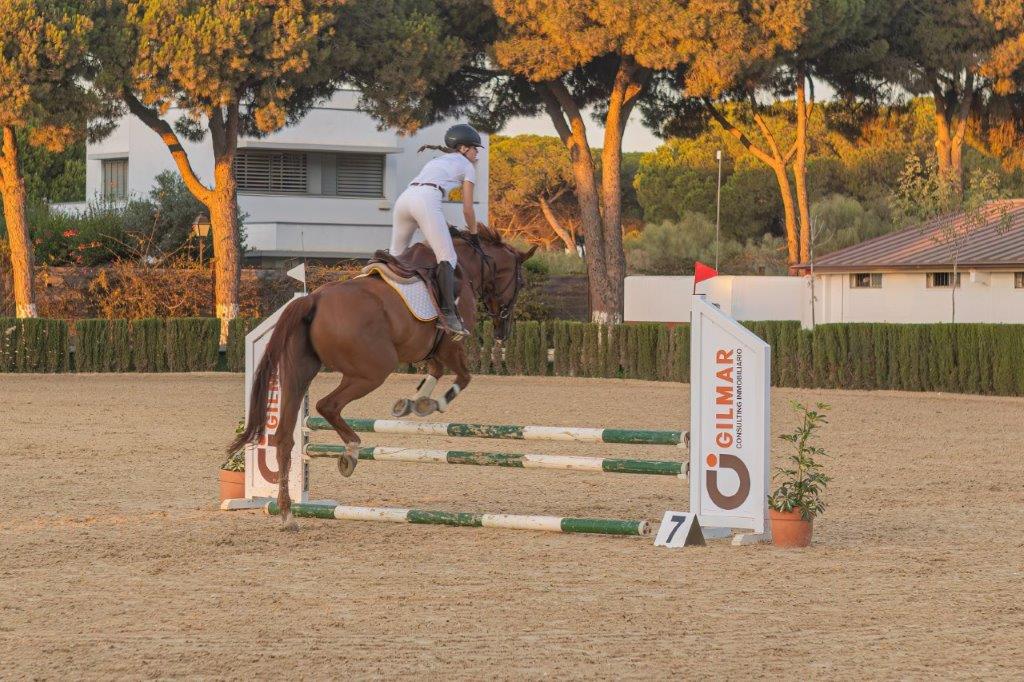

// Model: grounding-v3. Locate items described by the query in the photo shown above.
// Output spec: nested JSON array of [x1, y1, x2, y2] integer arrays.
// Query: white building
[[83, 89, 488, 262], [807, 200, 1024, 324], [626, 200, 1024, 326]]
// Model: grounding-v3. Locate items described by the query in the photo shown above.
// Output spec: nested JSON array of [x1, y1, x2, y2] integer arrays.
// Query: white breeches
[[390, 186, 457, 266]]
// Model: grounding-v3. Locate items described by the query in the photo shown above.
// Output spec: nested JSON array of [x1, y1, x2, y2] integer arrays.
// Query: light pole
[[715, 149, 723, 270], [191, 213, 211, 266]]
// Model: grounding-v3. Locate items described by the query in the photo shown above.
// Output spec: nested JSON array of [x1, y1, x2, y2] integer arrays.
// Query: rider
[[390, 123, 483, 336]]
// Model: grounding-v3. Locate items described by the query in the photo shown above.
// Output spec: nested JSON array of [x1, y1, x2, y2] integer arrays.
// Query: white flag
[[286, 263, 306, 284]]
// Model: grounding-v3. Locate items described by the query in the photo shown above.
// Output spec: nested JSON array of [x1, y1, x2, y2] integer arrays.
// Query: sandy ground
[[1, 372, 1022, 680]]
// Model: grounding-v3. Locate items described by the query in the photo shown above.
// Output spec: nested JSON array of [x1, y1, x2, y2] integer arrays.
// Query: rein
[[460, 235, 523, 322]]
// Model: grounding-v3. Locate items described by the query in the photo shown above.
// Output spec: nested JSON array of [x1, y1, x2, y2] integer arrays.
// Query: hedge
[[0, 318, 69, 372], [3, 316, 1024, 396], [226, 317, 261, 372], [165, 318, 220, 372]]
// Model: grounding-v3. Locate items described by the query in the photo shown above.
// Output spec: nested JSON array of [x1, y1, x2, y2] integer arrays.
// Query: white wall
[[817, 271, 1024, 324], [84, 89, 489, 259], [626, 272, 1024, 326], [625, 275, 811, 325]]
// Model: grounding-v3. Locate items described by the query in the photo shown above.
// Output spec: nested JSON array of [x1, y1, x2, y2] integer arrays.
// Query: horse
[[229, 226, 536, 530]]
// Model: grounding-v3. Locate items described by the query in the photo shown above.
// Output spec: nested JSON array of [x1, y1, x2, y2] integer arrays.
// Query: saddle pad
[[359, 264, 438, 322]]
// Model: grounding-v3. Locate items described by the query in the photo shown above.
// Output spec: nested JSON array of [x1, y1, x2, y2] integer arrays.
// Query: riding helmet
[[445, 123, 483, 149]]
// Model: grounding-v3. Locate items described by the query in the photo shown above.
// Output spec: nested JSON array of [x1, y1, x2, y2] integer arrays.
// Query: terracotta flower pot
[[769, 509, 813, 548], [219, 469, 245, 502]]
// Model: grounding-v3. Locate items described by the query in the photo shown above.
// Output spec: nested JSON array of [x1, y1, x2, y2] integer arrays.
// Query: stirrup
[[438, 314, 468, 340]]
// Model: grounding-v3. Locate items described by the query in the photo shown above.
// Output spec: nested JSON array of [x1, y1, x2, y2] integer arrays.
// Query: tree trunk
[[793, 68, 812, 263], [209, 106, 242, 343], [538, 80, 616, 323], [570, 133, 617, 322], [934, 105, 955, 182], [210, 164, 241, 343], [931, 76, 974, 195], [705, 102, 801, 266], [771, 160, 800, 265], [538, 195, 575, 253], [124, 93, 242, 341], [951, 261, 958, 324], [0, 126, 37, 318]]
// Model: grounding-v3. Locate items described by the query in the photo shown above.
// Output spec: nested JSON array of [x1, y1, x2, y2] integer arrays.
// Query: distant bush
[[811, 193, 895, 256], [625, 213, 788, 275], [529, 248, 586, 276], [19, 171, 210, 267]]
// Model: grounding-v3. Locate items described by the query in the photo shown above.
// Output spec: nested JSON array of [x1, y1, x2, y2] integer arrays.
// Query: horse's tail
[[227, 295, 319, 453]]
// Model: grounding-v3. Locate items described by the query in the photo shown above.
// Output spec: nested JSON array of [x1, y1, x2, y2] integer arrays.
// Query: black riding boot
[[435, 261, 467, 337]]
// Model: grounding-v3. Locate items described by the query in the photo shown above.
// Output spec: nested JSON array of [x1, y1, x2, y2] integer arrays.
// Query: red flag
[[694, 261, 719, 285]]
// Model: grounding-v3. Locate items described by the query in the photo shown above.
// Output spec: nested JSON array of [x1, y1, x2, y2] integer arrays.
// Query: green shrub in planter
[[768, 401, 832, 519]]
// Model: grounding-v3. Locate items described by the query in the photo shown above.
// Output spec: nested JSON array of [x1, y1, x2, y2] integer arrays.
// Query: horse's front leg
[[414, 340, 471, 417], [393, 358, 444, 417]]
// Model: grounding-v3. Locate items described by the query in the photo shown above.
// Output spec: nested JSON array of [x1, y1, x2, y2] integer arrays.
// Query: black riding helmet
[[445, 123, 483, 149]]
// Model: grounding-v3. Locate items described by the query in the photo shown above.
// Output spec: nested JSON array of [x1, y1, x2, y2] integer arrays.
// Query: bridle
[[461, 235, 524, 325]]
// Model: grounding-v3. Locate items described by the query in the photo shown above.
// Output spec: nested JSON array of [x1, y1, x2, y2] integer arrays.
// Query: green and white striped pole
[[305, 416, 687, 447], [265, 502, 650, 536], [304, 443, 685, 477]]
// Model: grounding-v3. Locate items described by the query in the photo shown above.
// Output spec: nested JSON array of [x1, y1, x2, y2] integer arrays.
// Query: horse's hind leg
[[274, 334, 323, 531], [315, 370, 390, 477]]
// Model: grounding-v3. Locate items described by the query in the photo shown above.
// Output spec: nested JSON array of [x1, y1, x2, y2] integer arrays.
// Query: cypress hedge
[[225, 317, 261, 372], [4, 314, 1024, 397], [0, 318, 69, 373], [165, 318, 220, 372], [131, 319, 167, 372], [75, 319, 133, 372]]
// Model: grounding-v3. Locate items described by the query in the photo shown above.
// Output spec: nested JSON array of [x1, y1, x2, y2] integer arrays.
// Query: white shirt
[[411, 152, 476, 193]]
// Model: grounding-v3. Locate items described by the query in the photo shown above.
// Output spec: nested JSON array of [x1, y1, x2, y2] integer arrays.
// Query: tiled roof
[[806, 199, 1024, 272]]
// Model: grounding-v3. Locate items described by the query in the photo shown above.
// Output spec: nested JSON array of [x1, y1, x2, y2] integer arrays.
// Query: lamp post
[[191, 213, 211, 266], [715, 149, 723, 271]]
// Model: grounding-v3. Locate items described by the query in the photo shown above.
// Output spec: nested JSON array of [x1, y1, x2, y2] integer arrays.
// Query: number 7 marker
[[653, 511, 706, 547]]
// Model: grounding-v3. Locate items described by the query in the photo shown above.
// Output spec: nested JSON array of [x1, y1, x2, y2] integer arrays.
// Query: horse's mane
[[449, 224, 506, 246]]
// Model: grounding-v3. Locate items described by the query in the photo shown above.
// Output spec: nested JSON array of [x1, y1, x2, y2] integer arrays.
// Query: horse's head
[[454, 226, 537, 342]]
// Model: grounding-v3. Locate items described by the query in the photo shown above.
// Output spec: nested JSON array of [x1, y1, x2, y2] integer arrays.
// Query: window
[[336, 153, 385, 198], [927, 272, 961, 288], [101, 158, 128, 200], [1016, 272, 1024, 289], [235, 150, 385, 197], [235, 150, 307, 193], [849, 273, 882, 289]]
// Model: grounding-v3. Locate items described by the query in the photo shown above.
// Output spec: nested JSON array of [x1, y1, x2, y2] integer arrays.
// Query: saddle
[[361, 244, 464, 331]]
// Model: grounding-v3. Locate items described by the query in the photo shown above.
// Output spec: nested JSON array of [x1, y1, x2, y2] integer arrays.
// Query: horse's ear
[[519, 244, 538, 261]]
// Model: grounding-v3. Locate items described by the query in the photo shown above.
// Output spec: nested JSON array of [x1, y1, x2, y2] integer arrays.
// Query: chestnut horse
[[229, 227, 536, 529]]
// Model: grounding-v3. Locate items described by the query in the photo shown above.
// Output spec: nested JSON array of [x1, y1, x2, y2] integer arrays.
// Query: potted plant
[[219, 421, 246, 502], [768, 402, 831, 548]]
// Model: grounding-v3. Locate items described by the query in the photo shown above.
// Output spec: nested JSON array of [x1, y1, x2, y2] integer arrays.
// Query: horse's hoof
[[279, 513, 299, 532], [337, 453, 358, 478], [413, 397, 438, 417], [391, 398, 413, 417]]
